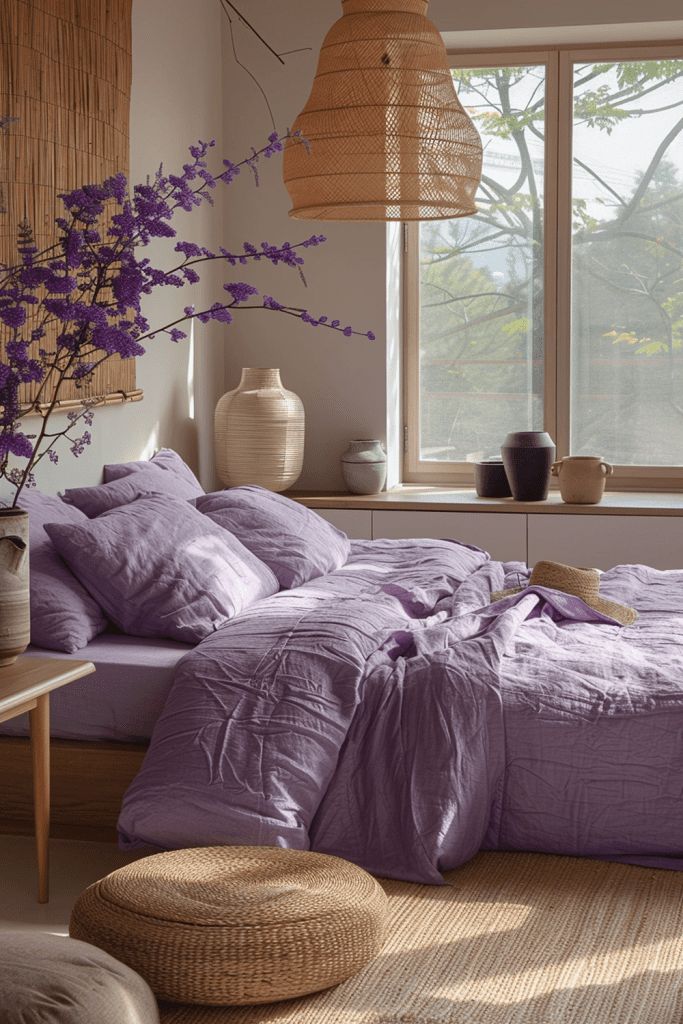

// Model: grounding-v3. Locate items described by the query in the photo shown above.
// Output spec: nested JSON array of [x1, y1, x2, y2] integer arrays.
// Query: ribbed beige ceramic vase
[[214, 369, 305, 492], [0, 508, 30, 666]]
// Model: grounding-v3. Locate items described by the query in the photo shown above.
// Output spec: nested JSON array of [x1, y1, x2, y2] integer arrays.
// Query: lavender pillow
[[45, 495, 279, 644], [17, 490, 107, 653], [63, 472, 193, 518], [103, 448, 203, 498], [195, 486, 351, 589]]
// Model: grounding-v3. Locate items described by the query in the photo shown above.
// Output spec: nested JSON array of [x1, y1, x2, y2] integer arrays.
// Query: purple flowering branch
[[0, 132, 375, 505], [138, 291, 376, 345]]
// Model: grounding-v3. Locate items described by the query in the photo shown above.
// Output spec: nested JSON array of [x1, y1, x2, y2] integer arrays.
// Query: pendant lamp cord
[[218, 0, 311, 132], [220, 0, 286, 65]]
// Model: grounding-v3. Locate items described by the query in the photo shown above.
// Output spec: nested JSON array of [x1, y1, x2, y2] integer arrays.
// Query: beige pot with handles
[[551, 456, 613, 505]]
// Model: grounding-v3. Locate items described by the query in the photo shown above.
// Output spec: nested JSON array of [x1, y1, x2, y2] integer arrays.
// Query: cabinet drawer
[[528, 514, 683, 570], [314, 508, 373, 539], [371, 510, 526, 561]]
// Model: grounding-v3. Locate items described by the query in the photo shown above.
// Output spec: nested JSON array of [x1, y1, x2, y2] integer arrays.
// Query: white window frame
[[403, 41, 683, 491]]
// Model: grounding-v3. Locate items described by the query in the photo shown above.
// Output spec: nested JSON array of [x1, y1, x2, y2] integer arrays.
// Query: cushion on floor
[[69, 845, 388, 1006], [0, 931, 159, 1023]]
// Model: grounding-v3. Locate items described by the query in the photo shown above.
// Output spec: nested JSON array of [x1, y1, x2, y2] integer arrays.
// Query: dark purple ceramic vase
[[501, 431, 556, 502]]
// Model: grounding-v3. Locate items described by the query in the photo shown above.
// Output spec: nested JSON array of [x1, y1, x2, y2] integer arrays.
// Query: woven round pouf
[[69, 846, 388, 1006]]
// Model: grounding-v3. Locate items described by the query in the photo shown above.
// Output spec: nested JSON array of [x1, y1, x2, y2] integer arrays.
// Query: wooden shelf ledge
[[288, 486, 683, 517]]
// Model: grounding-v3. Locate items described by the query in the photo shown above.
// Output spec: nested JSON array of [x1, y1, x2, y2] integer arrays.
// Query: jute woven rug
[[159, 852, 683, 1024]]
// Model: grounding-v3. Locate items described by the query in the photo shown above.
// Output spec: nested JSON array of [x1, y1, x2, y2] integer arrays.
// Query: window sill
[[289, 486, 683, 517]]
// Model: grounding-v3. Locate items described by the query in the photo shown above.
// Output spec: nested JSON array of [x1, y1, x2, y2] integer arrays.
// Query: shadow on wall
[[149, 375, 199, 476], [106, 362, 198, 477]]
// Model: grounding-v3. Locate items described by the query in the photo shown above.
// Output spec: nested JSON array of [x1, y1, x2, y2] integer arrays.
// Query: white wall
[[3, 0, 227, 501], [221, 0, 683, 491], [431, 0, 683, 31], [6, 0, 682, 502], [221, 2, 386, 491]]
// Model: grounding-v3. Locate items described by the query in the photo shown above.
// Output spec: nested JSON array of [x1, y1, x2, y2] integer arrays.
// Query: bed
[[6, 464, 683, 878], [0, 634, 191, 839], [116, 538, 683, 883], [0, 634, 191, 743]]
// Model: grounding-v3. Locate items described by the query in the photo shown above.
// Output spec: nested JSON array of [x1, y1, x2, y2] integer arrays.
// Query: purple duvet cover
[[118, 539, 683, 883]]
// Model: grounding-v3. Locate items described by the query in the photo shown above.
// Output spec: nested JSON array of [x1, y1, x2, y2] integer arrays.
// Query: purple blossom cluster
[[0, 132, 375, 504]]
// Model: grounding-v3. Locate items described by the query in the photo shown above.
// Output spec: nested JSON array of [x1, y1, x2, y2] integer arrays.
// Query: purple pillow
[[195, 486, 351, 589], [45, 495, 279, 644], [63, 472, 193, 518], [17, 490, 107, 653], [104, 448, 203, 498]]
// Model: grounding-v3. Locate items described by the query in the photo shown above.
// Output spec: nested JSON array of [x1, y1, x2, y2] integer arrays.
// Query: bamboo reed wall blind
[[0, 0, 138, 410]]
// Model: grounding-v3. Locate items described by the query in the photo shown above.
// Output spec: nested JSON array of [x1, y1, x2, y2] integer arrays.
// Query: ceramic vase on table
[[501, 431, 556, 502], [341, 440, 387, 495], [551, 456, 613, 504], [0, 508, 30, 666], [214, 368, 304, 492]]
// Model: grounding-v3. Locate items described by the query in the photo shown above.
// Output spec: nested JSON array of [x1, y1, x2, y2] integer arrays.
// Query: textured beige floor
[[0, 833, 132, 935], [3, 839, 683, 1024], [160, 853, 683, 1024]]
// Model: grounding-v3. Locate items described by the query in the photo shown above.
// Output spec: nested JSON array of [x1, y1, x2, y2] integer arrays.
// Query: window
[[403, 45, 683, 488]]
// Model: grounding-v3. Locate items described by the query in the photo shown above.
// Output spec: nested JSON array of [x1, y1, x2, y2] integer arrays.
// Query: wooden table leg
[[29, 694, 50, 904]]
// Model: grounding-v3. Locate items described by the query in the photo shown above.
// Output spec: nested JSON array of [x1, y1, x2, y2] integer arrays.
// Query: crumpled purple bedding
[[118, 539, 683, 882]]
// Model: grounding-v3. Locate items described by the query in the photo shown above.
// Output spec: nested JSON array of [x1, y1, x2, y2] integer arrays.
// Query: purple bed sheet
[[118, 539, 683, 883], [0, 635, 191, 742]]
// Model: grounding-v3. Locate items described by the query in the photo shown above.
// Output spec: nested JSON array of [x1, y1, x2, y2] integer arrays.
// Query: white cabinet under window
[[371, 510, 527, 562], [527, 515, 683, 571], [314, 508, 373, 539], [307, 504, 683, 569]]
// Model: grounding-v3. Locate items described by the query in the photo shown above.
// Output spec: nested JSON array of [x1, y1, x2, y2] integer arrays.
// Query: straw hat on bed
[[491, 560, 638, 626]]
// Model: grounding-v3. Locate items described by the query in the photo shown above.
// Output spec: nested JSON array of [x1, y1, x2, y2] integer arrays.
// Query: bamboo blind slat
[[0, 0, 134, 409]]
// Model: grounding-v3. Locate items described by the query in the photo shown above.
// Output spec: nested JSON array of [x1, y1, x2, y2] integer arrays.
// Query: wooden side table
[[0, 656, 95, 902]]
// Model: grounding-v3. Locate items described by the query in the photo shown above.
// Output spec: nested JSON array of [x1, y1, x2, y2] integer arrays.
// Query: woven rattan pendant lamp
[[283, 0, 482, 221]]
